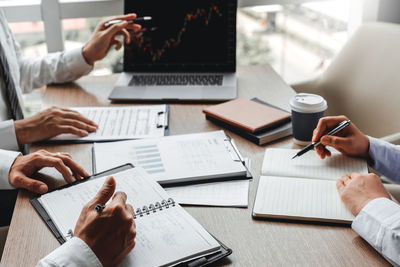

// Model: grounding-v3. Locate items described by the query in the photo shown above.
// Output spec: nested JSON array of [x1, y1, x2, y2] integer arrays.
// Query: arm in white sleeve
[[368, 136, 400, 183], [0, 120, 19, 150], [0, 149, 20, 189], [16, 45, 94, 93], [36, 237, 102, 267], [352, 198, 400, 266]]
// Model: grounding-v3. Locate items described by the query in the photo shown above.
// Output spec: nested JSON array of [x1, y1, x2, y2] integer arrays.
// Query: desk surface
[[2, 65, 388, 266]]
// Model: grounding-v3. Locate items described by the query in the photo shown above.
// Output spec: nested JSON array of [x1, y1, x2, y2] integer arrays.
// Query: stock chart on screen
[[124, 0, 237, 72]]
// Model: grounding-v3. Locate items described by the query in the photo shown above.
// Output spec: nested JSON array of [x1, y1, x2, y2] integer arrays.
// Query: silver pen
[[104, 16, 152, 27]]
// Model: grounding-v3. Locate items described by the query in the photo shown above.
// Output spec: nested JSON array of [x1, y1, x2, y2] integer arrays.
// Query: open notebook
[[93, 131, 249, 185], [45, 105, 168, 143], [253, 148, 368, 224], [31, 166, 229, 267]]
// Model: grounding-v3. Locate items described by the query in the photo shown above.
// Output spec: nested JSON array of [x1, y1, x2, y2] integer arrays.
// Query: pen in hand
[[291, 120, 351, 159], [104, 16, 152, 28]]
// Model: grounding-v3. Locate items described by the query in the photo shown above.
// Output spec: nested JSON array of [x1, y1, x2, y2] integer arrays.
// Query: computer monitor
[[124, 0, 237, 72]]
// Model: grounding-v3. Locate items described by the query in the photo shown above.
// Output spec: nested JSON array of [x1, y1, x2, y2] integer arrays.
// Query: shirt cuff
[[0, 149, 20, 189], [64, 47, 93, 77], [36, 237, 102, 267], [0, 120, 19, 151], [352, 197, 400, 250]]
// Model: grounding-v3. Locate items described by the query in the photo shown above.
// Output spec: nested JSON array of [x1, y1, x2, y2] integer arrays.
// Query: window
[[237, 0, 351, 84]]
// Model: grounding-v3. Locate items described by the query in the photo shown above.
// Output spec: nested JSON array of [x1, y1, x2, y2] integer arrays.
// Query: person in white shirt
[[313, 115, 400, 266], [0, 10, 141, 266], [0, 10, 141, 152]]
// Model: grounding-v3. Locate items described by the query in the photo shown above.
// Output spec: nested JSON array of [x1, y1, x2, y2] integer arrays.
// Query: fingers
[[101, 13, 137, 29], [11, 174, 48, 194], [60, 108, 98, 128], [33, 154, 78, 183], [90, 176, 116, 206], [53, 153, 89, 179], [312, 115, 349, 142], [336, 179, 345, 192], [320, 136, 351, 150], [112, 191, 127, 206], [104, 22, 129, 37], [57, 125, 89, 137], [63, 119, 97, 133], [111, 38, 123, 51]]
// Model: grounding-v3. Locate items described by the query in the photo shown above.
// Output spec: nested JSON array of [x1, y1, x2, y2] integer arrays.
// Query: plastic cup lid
[[290, 93, 327, 113]]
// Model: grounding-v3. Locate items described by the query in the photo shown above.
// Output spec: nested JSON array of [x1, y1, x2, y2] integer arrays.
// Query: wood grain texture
[[1, 65, 389, 266]]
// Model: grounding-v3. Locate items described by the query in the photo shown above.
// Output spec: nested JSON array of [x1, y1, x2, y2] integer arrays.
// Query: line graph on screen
[[133, 5, 223, 62]]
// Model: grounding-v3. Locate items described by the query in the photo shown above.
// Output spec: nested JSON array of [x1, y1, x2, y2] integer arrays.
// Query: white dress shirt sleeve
[[352, 198, 400, 266], [16, 46, 94, 93], [0, 149, 20, 189], [0, 119, 19, 150], [36, 237, 102, 267]]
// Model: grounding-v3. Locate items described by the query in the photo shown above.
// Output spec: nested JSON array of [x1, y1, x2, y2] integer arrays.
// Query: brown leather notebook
[[203, 98, 291, 133]]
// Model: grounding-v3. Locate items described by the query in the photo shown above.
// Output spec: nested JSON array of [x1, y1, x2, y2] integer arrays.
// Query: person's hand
[[9, 150, 89, 194], [74, 177, 136, 266], [337, 173, 391, 216], [82, 13, 142, 65], [312, 115, 370, 159], [14, 106, 98, 145]]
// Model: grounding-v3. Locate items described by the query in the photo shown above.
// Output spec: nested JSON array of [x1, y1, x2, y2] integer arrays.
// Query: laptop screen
[[124, 0, 237, 72]]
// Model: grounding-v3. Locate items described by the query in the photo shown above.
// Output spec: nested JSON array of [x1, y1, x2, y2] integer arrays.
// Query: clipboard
[[30, 164, 232, 267], [39, 105, 170, 144]]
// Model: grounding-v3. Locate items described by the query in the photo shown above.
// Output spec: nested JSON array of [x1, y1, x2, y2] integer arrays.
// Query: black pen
[[292, 120, 351, 159], [104, 16, 152, 27]]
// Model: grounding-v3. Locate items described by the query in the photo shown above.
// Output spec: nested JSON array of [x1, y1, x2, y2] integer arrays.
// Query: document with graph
[[93, 131, 248, 185], [253, 148, 368, 223], [48, 105, 168, 143]]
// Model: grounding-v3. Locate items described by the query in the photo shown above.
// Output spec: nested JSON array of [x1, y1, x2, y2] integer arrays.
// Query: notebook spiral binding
[[134, 198, 175, 219]]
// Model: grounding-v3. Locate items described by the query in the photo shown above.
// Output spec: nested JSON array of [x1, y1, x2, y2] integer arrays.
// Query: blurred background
[[1, 0, 399, 95]]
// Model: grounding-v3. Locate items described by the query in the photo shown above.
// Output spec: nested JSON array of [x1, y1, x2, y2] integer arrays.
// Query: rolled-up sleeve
[[352, 197, 400, 266], [0, 149, 20, 189], [368, 136, 400, 183], [36, 237, 102, 267]]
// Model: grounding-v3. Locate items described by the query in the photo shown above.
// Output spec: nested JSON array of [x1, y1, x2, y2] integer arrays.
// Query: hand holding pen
[[307, 115, 371, 159], [292, 119, 351, 159]]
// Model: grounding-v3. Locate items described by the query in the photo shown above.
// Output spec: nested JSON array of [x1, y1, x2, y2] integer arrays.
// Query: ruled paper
[[253, 176, 354, 223], [261, 148, 368, 180]]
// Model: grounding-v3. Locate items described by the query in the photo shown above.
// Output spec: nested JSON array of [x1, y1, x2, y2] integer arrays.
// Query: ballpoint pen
[[291, 120, 351, 159], [104, 16, 152, 28]]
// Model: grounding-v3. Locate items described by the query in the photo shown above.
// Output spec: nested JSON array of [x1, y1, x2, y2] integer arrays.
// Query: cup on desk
[[289, 93, 327, 146]]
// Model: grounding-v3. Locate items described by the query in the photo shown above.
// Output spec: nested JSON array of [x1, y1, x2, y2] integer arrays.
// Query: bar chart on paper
[[130, 144, 166, 175]]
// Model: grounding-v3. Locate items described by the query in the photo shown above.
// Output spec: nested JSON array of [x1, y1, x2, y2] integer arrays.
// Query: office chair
[[292, 22, 400, 143]]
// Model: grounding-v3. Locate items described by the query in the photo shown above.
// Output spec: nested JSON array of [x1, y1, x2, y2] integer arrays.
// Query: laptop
[[109, 0, 237, 102]]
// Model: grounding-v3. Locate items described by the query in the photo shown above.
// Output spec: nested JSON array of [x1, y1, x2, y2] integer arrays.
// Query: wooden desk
[[2, 66, 388, 266]]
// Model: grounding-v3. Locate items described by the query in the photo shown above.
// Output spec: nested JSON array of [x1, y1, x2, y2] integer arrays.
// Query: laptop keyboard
[[129, 74, 224, 86]]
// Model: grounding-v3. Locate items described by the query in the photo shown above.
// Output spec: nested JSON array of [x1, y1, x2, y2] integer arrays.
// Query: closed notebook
[[203, 98, 291, 134], [253, 148, 369, 224]]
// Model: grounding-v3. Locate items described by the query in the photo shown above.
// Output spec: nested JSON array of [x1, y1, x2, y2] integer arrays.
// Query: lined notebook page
[[165, 180, 250, 207], [253, 176, 354, 223], [262, 148, 368, 180], [38, 168, 220, 267]]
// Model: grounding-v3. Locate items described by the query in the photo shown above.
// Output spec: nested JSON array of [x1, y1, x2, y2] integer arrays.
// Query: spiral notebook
[[31, 165, 231, 267]]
